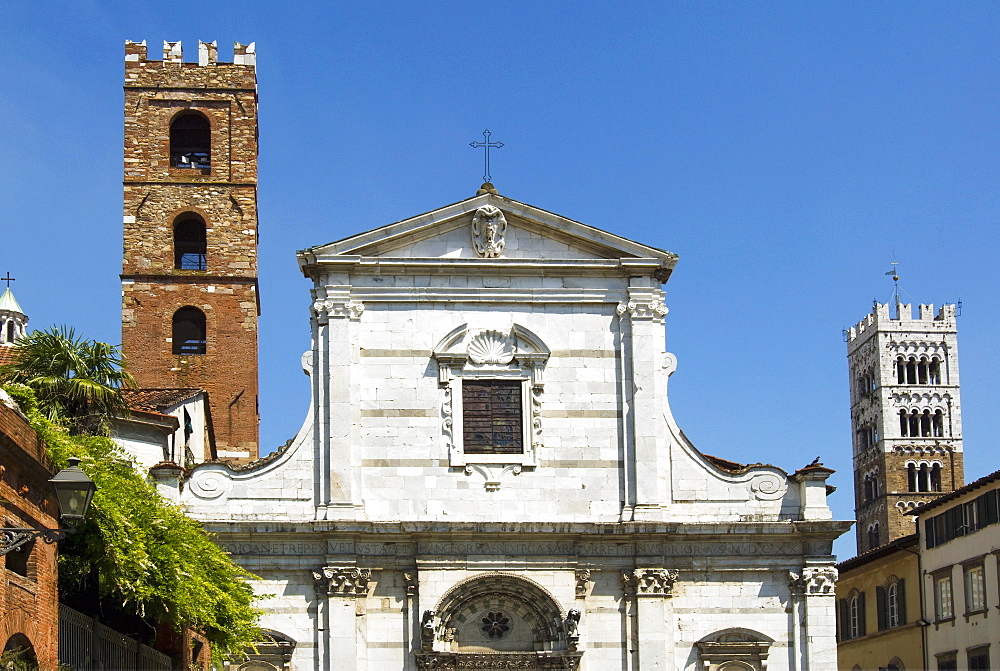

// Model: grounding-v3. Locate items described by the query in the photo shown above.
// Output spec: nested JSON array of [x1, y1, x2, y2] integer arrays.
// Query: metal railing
[[58, 604, 172, 670]]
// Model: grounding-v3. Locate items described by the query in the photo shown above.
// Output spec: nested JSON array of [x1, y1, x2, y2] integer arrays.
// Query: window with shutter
[[896, 578, 906, 625], [838, 598, 850, 641], [876, 585, 887, 631], [462, 380, 523, 454]]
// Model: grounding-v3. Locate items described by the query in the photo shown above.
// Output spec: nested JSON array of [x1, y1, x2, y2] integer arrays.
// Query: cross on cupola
[[1, 273, 14, 289], [469, 129, 503, 183]]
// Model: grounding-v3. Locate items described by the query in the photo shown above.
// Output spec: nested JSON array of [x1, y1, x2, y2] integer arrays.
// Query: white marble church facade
[[180, 188, 850, 670]]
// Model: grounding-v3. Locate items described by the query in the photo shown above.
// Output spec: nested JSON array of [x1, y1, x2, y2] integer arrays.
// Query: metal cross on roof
[[469, 129, 504, 183], [885, 257, 900, 282], [1, 273, 14, 289]]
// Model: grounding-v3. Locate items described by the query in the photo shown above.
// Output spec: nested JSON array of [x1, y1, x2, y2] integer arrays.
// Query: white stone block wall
[[207, 538, 841, 670]]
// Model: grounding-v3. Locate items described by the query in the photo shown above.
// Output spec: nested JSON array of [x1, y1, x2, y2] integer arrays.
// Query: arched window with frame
[[174, 214, 208, 270], [867, 523, 880, 550], [170, 111, 211, 169], [849, 589, 866, 638], [887, 580, 901, 627], [877, 576, 907, 630], [172, 307, 207, 355]]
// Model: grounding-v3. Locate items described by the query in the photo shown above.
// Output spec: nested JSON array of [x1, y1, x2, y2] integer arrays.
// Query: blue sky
[[2, 2, 997, 558]]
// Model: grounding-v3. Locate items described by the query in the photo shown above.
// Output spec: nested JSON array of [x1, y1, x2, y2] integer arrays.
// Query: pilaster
[[788, 565, 838, 670], [618, 278, 670, 520], [312, 288, 365, 519], [624, 568, 678, 669], [313, 566, 373, 671]]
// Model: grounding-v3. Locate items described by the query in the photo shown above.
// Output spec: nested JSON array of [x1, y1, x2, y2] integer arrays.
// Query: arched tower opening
[[174, 214, 208, 270], [172, 306, 207, 355], [170, 111, 211, 169]]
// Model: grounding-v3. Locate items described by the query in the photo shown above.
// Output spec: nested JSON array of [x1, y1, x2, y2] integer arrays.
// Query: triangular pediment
[[302, 192, 677, 265]]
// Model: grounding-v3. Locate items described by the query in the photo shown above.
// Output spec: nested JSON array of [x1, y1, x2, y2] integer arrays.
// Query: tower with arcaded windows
[[121, 40, 259, 462], [846, 299, 964, 551]]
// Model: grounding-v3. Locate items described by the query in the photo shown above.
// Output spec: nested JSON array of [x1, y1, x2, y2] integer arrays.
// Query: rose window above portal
[[481, 612, 510, 639]]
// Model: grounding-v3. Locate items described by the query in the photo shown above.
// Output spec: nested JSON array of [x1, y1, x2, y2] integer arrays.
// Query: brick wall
[[0, 404, 59, 668], [121, 41, 259, 461]]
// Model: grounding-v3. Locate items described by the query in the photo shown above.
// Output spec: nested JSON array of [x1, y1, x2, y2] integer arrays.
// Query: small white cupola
[[0, 285, 28, 345]]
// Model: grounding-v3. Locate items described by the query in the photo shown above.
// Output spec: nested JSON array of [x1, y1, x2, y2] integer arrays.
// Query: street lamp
[[0, 457, 97, 556]]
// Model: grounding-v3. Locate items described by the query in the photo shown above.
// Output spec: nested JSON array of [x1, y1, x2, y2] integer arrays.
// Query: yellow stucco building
[[836, 535, 924, 671]]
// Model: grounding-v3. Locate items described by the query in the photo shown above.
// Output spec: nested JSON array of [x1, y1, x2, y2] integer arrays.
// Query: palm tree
[[0, 325, 135, 435]]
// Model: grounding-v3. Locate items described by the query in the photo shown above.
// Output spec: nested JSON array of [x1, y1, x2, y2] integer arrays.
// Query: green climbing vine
[[2, 384, 262, 660]]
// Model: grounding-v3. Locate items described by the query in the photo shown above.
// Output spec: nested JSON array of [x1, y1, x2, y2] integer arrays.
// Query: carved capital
[[574, 569, 592, 598], [313, 566, 372, 597], [627, 568, 679, 597], [312, 298, 365, 322], [789, 566, 838, 596], [616, 300, 668, 322]]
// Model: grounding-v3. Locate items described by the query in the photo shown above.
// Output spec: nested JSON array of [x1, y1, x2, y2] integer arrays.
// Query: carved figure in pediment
[[472, 205, 507, 258]]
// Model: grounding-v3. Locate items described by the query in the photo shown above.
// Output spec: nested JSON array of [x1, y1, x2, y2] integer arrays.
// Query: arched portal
[[416, 573, 581, 669]]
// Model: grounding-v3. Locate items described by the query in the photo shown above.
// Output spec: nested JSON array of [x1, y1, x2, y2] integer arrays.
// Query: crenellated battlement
[[847, 302, 957, 342], [124, 39, 256, 67]]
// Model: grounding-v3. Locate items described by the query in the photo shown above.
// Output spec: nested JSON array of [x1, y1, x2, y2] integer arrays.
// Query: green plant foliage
[[0, 326, 135, 435], [2, 384, 263, 660], [0, 646, 39, 670]]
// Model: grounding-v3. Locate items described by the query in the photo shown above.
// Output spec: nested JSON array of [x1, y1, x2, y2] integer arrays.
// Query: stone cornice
[[298, 255, 668, 279], [200, 519, 853, 536], [349, 287, 625, 304]]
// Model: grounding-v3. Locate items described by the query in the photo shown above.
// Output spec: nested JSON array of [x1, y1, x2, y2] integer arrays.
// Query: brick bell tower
[[121, 40, 259, 462], [846, 290, 964, 553]]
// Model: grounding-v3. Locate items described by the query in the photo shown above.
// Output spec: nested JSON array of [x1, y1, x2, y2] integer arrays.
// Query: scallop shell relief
[[467, 330, 516, 365]]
